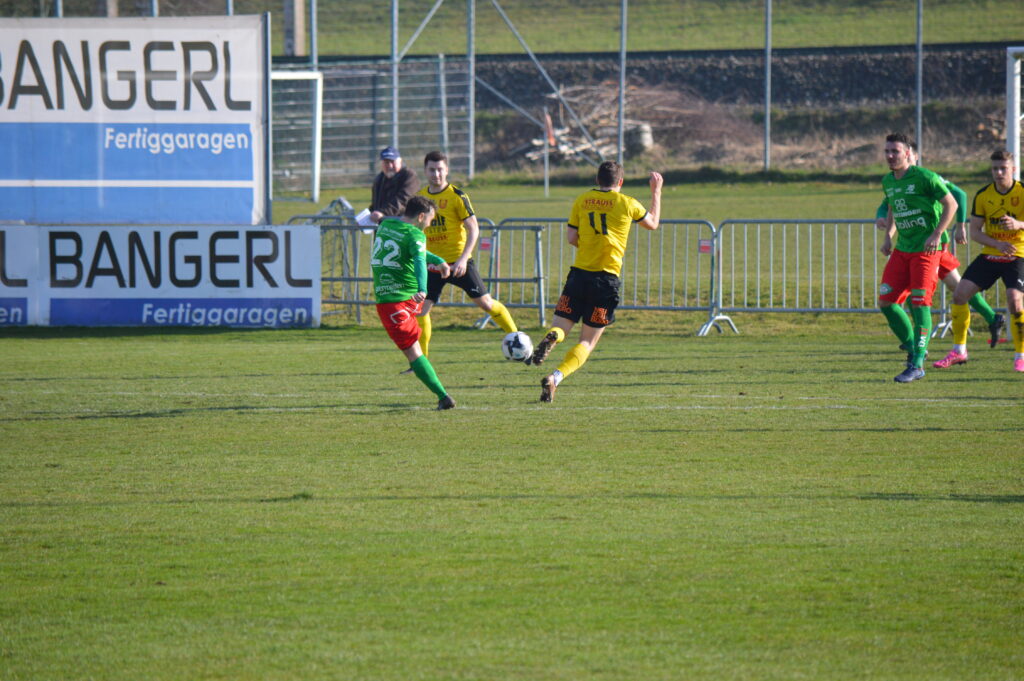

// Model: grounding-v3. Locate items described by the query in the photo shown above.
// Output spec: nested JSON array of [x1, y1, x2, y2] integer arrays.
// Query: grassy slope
[[278, 178, 895, 227], [292, 0, 1024, 57], [1, 325, 1022, 680]]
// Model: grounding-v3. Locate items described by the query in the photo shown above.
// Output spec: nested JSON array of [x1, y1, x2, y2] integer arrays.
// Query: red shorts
[[936, 248, 960, 280], [894, 248, 959, 304], [376, 299, 422, 350], [879, 250, 942, 306]]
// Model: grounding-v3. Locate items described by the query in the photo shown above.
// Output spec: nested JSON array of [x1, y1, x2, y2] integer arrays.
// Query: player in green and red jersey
[[371, 195, 456, 410], [875, 143, 1004, 349], [877, 132, 959, 383], [527, 161, 663, 402]]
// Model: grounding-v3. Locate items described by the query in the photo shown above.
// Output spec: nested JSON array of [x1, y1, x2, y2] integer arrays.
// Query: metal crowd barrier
[[476, 219, 546, 327], [708, 219, 883, 334], [294, 210, 1007, 338], [286, 212, 372, 323], [711, 219, 1007, 336], [496, 217, 718, 331], [286, 214, 546, 326]]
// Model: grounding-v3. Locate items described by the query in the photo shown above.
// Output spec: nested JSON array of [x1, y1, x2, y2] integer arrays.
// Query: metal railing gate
[[711, 219, 1007, 337], [297, 211, 1007, 338]]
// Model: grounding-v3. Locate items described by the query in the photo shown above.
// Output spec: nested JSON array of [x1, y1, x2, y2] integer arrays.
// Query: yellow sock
[[951, 303, 970, 346], [547, 326, 566, 343], [487, 300, 517, 333], [418, 313, 432, 357], [1012, 311, 1024, 353], [556, 343, 591, 380]]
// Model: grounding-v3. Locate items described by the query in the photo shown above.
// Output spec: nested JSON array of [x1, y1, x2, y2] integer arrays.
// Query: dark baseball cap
[[380, 146, 400, 160]]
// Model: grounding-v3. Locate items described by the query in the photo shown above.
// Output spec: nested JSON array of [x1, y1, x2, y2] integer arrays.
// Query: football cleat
[[528, 330, 560, 366], [988, 313, 1005, 348], [539, 375, 557, 403], [932, 350, 968, 369], [894, 366, 926, 383], [399, 367, 414, 375], [1014, 358, 1024, 373], [437, 395, 456, 410]]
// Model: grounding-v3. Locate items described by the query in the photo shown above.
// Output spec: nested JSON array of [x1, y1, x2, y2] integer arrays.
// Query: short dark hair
[[404, 195, 436, 219], [885, 132, 911, 147], [424, 150, 448, 166], [596, 161, 624, 187], [991, 149, 1014, 162]]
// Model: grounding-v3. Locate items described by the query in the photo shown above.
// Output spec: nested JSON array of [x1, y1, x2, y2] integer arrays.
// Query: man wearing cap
[[369, 146, 421, 225]]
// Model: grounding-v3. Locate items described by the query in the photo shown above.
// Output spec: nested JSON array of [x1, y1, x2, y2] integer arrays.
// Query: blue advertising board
[[0, 225, 321, 328], [0, 16, 269, 225]]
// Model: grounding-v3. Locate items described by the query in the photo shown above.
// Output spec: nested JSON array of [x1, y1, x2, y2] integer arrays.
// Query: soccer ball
[[501, 331, 533, 362]]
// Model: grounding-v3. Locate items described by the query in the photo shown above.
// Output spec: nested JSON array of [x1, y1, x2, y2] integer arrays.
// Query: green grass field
[[277, 178, 893, 227], [294, 0, 1024, 56], [1, 316, 1022, 680]]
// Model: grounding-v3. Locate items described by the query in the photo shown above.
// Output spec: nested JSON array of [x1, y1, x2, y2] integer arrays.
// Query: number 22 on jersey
[[371, 236, 401, 268]]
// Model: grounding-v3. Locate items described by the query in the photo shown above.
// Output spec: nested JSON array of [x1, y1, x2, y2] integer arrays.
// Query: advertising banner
[[0, 16, 268, 225], [0, 224, 320, 328]]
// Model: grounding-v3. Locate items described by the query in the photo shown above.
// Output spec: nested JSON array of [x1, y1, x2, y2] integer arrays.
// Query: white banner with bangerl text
[[0, 15, 270, 225], [0, 225, 320, 328]]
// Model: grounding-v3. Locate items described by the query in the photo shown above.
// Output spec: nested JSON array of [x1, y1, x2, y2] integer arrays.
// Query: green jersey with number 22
[[371, 217, 445, 303]]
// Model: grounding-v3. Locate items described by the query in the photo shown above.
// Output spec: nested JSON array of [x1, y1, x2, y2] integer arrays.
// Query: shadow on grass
[[3, 490, 1022, 509], [856, 492, 1024, 504], [1, 367, 388, 383], [0, 402, 423, 422]]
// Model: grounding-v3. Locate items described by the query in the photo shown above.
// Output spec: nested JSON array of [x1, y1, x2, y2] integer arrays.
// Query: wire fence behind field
[[298, 210, 1009, 338]]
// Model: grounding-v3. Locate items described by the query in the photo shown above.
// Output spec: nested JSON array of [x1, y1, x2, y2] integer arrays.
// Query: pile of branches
[[514, 83, 631, 163], [513, 82, 758, 164]]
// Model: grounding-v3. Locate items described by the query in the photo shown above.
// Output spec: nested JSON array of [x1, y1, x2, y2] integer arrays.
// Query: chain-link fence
[[273, 57, 470, 193]]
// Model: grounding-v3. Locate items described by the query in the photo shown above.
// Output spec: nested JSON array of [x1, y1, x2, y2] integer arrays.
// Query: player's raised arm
[[638, 171, 663, 231]]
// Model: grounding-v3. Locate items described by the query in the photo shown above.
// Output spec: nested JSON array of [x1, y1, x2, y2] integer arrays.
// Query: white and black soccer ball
[[501, 331, 533, 362]]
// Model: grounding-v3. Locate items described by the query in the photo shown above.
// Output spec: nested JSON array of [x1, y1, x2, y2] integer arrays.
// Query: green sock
[[880, 304, 913, 349], [967, 292, 996, 325], [409, 355, 447, 399], [909, 304, 933, 367]]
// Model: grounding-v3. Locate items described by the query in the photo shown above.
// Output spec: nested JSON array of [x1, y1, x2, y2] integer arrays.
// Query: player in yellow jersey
[[410, 151, 519, 359], [528, 161, 663, 402], [932, 150, 1024, 373]]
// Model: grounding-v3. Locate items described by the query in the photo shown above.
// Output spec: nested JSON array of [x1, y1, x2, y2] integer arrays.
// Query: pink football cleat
[[933, 350, 968, 369], [1014, 358, 1024, 373]]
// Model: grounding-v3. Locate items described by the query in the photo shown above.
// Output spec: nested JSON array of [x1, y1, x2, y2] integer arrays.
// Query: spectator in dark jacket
[[370, 146, 421, 224]]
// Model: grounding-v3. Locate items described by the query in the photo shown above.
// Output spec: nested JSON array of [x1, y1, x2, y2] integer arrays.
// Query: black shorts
[[425, 258, 488, 302], [553, 267, 620, 328], [962, 254, 1024, 292]]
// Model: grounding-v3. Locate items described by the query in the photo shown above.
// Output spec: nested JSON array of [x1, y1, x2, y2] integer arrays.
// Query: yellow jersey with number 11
[[568, 188, 648, 276]]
